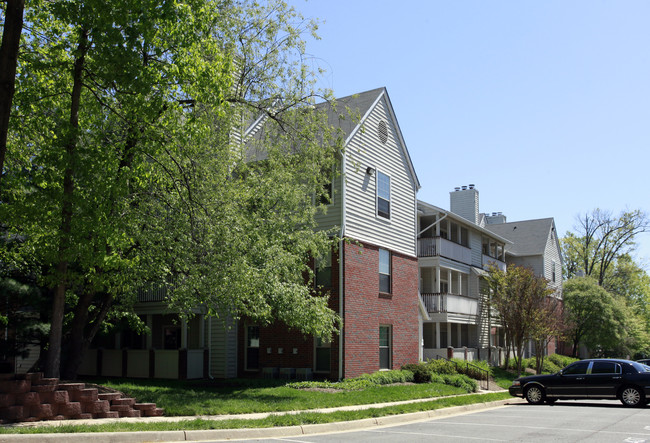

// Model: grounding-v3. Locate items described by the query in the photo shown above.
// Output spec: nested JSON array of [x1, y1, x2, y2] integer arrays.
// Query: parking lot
[[219, 400, 650, 442]]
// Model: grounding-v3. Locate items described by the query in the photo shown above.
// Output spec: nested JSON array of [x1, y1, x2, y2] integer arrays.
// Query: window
[[591, 361, 621, 374], [552, 261, 556, 283], [460, 227, 469, 247], [450, 222, 459, 243], [315, 250, 332, 288], [245, 325, 260, 371], [379, 325, 392, 369], [314, 336, 331, 372], [377, 171, 390, 219], [563, 361, 590, 375], [379, 248, 391, 293]]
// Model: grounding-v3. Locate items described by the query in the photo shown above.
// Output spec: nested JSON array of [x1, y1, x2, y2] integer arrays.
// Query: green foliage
[[401, 363, 433, 383], [437, 374, 478, 392], [287, 369, 414, 391], [0, 391, 512, 434], [547, 354, 579, 369], [287, 366, 478, 394], [2, 0, 345, 376], [484, 265, 556, 375], [450, 358, 490, 380], [424, 359, 458, 375], [564, 276, 649, 357]]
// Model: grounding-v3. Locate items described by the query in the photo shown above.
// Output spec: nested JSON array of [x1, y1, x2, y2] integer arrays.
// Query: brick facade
[[342, 241, 419, 378], [237, 239, 419, 379]]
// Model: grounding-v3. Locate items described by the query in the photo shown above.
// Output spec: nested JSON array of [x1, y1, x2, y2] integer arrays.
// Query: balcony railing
[[421, 292, 478, 316], [482, 255, 506, 272], [418, 237, 471, 264]]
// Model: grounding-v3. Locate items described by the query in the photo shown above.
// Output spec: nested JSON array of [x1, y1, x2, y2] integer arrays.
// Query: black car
[[509, 358, 650, 407]]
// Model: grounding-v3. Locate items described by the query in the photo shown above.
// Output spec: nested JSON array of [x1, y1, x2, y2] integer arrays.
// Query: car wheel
[[524, 385, 545, 405], [620, 386, 644, 407]]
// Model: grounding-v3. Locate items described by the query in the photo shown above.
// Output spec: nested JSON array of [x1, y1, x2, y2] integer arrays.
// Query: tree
[[562, 209, 649, 286], [0, 0, 24, 186], [563, 276, 648, 358], [529, 296, 564, 375], [2, 0, 341, 378], [484, 265, 554, 376]]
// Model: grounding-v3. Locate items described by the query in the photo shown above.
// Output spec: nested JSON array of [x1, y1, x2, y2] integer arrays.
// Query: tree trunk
[[0, 0, 24, 186], [62, 291, 113, 380], [45, 28, 88, 378]]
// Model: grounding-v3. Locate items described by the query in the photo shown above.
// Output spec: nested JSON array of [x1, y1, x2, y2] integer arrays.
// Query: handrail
[[435, 355, 489, 390]]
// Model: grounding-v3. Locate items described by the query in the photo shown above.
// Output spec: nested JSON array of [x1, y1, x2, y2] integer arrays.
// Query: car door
[[584, 361, 621, 398], [547, 361, 590, 398]]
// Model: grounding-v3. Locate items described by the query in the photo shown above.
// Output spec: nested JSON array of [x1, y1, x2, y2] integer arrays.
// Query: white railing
[[421, 293, 478, 316], [439, 238, 472, 264], [418, 237, 472, 265]]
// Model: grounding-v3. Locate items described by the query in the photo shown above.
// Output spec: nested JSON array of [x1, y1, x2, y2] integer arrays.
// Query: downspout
[[339, 153, 346, 381], [208, 316, 213, 379]]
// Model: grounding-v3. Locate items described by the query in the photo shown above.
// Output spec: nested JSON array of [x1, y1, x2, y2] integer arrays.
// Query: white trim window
[[379, 248, 391, 294], [379, 325, 392, 369], [377, 171, 390, 219]]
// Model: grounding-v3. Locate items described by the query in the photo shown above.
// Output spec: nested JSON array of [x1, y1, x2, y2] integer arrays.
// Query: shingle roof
[[485, 218, 555, 256], [315, 87, 386, 142]]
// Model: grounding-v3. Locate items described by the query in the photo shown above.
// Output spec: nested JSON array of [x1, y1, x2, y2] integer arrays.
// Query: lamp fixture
[[366, 166, 375, 176]]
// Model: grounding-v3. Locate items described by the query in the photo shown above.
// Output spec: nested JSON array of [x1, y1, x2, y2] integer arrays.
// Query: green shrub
[[440, 374, 477, 392], [401, 363, 431, 383], [450, 358, 490, 380], [425, 359, 457, 375], [357, 369, 414, 385], [548, 354, 579, 369]]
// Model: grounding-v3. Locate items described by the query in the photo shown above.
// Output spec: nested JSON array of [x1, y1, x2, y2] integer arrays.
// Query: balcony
[[482, 254, 506, 272], [418, 237, 471, 265], [420, 292, 478, 316]]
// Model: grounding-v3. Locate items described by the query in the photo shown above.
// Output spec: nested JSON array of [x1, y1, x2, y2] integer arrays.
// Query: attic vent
[[377, 120, 388, 144]]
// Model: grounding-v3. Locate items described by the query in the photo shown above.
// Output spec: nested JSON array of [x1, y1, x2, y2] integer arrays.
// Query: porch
[[79, 348, 208, 379]]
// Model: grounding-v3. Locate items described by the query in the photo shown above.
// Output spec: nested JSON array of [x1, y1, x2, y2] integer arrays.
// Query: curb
[[0, 398, 525, 442]]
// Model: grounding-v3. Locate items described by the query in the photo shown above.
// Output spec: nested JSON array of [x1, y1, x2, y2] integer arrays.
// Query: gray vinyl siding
[[209, 316, 237, 378], [469, 230, 483, 268], [544, 232, 563, 295], [343, 97, 417, 257]]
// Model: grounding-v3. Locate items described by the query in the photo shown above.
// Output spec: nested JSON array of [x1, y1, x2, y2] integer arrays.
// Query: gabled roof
[[317, 87, 421, 190], [485, 218, 556, 256]]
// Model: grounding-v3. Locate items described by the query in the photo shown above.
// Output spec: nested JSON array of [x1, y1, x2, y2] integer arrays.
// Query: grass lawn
[[82, 377, 474, 416], [0, 391, 512, 434]]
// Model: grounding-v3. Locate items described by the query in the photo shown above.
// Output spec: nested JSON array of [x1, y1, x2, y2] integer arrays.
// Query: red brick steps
[[0, 373, 164, 423]]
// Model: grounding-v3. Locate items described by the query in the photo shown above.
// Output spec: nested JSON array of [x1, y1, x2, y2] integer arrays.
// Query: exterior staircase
[[0, 372, 163, 423]]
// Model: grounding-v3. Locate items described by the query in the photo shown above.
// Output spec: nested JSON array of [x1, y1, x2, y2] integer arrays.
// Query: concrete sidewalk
[[1, 390, 523, 442]]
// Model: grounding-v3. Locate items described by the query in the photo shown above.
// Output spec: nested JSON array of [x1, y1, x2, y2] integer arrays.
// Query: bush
[[548, 354, 579, 369], [286, 369, 413, 391], [440, 374, 478, 392], [424, 359, 457, 375], [401, 363, 431, 383], [450, 358, 489, 380], [357, 369, 414, 385]]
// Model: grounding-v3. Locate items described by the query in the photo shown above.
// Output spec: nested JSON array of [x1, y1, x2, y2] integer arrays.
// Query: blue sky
[[287, 0, 650, 270]]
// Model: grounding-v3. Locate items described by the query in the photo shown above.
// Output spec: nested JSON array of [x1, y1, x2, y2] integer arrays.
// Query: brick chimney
[[450, 184, 479, 224]]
